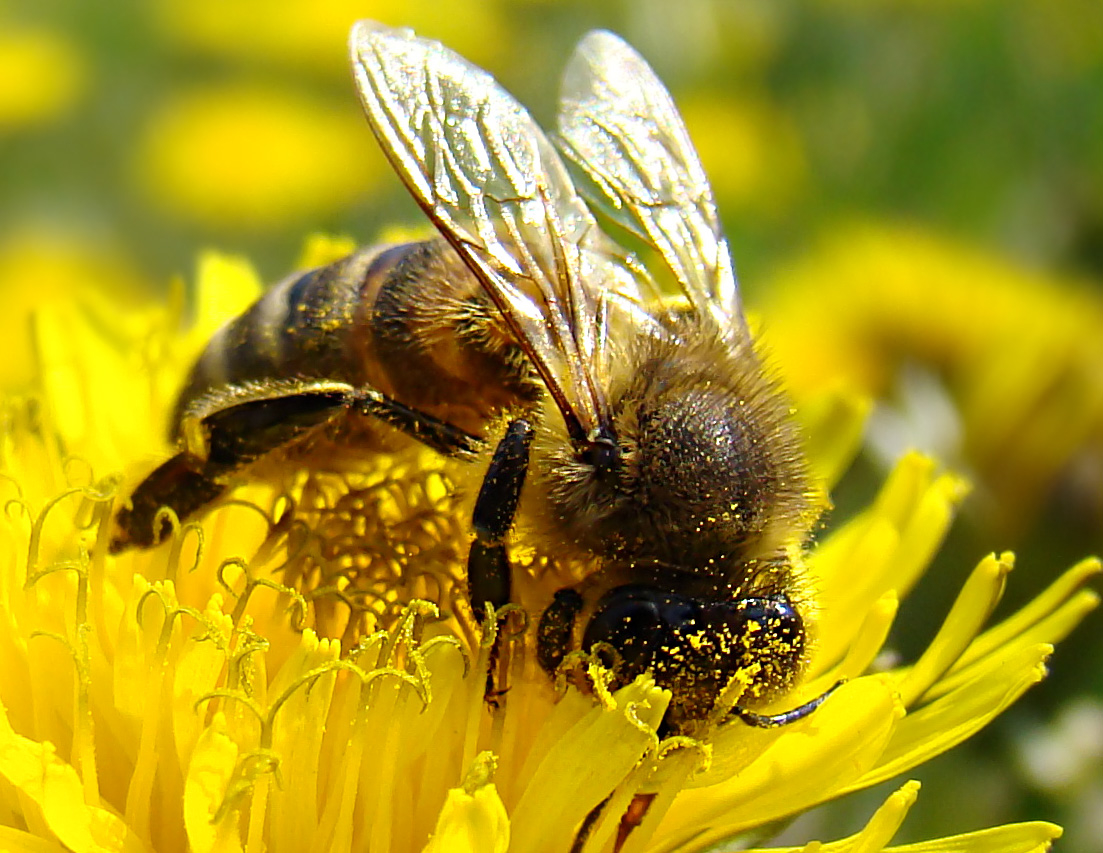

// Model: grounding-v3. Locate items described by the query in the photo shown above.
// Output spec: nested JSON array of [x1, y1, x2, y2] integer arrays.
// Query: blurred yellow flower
[[760, 223, 1103, 535], [152, 0, 509, 75], [0, 25, 85, 128], [135, 85, 385, 230], [0, 246, 1094, 852], [682, 94, 807, 220], [0, 228, 151, 388]]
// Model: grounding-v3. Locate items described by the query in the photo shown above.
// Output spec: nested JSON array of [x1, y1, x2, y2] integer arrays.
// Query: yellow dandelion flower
[[681, 95, 807, 220], [759, 223, 1103, 535], [0, 24, 85, 128], [135, 85, 384, 230], [0, 249, 1095, 852], [151, 0, 509, 75], [0, 227, 152, 387]]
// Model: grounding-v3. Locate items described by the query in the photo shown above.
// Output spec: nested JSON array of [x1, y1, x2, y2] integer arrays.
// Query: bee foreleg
[[536, 588, 583, 674], [467, 419, 534, 622]]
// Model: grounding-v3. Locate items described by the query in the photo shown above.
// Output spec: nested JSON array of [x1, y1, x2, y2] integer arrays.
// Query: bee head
[[543, 583, 808, 730]]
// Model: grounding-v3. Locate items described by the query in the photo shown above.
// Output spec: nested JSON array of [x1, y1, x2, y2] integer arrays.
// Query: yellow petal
[[797, 385, 872, 489], [191, 253, 264, 346], [655, 677, 900, 850], [813, 513, 902, 666], [295, 233, 360, 270], [422, 754, 509, 853], [265, 633, 341, 850], [507, 677, 669, 853], [845, 644, 1050, 793], [0, 699, 140, 852], [835, 781, 919, 853], [754, 781, 920, 853], [171, 596, 235, 765], [944, 557, 1101, 680], [883, 821, 1061, 852], [826, 592, 898, 682], [896, 553, 1012, 707], [815, 453, 967, 665], [0, 824, 67, 852], [745, 788, 1059, 853], [183, 714, 243, 853]]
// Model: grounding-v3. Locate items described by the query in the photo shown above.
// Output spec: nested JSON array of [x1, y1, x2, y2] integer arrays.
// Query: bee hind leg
[[111, 385, 355, 553], [111, 384, 486, 553], [110, 453, 228, 552]]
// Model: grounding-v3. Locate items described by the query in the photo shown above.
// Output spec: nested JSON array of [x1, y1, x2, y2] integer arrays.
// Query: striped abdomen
[[172, 238, 541, 442]]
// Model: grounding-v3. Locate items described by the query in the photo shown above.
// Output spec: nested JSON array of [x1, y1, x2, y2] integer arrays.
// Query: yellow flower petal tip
[[423, 752, 510, 853]]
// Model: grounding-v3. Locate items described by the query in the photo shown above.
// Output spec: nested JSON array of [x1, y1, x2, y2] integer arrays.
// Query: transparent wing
[[557, 30, 744, 337], [351, 21, 639, 442]]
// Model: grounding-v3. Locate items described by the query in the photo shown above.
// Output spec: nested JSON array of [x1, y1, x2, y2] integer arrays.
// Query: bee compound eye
[[728, 595, 805, 663], [705, 595, 807, 710], [582, 585, 700, 677]]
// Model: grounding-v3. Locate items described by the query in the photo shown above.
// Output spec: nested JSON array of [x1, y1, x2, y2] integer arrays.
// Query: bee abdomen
[[170, 248, 394, 438], [366, 241, 542, 426], [171, 239, 540, 445]]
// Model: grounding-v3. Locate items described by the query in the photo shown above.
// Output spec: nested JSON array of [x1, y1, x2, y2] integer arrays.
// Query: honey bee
[[112, 21, 837, 735]]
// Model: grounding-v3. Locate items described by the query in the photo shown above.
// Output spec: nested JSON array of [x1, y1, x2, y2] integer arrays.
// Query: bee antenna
[[730, 679, 845, 729], [581, 434, 620, 477]]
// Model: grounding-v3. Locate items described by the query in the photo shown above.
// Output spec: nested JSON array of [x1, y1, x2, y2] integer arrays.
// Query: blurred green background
[[2, 0, 1101, 848]]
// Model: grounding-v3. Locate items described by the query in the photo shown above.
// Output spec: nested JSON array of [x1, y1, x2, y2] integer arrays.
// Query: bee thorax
[[533, 358, 811, 574]]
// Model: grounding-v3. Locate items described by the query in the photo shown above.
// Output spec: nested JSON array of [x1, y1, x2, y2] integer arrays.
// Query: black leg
[[110, 453, 229, 552], [730, 679, 845, 728], [202, 388, 351, 466], [467, 419, 533, 621], [113, 389, 351, 552], [350, 389, 482, 458], [537, 588, 584, 675], [114, 383, 484, 552]]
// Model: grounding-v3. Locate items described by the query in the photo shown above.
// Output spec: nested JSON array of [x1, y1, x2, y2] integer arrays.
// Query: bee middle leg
[[466, 419, 534, 703], [467, 418, 534, 621]]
